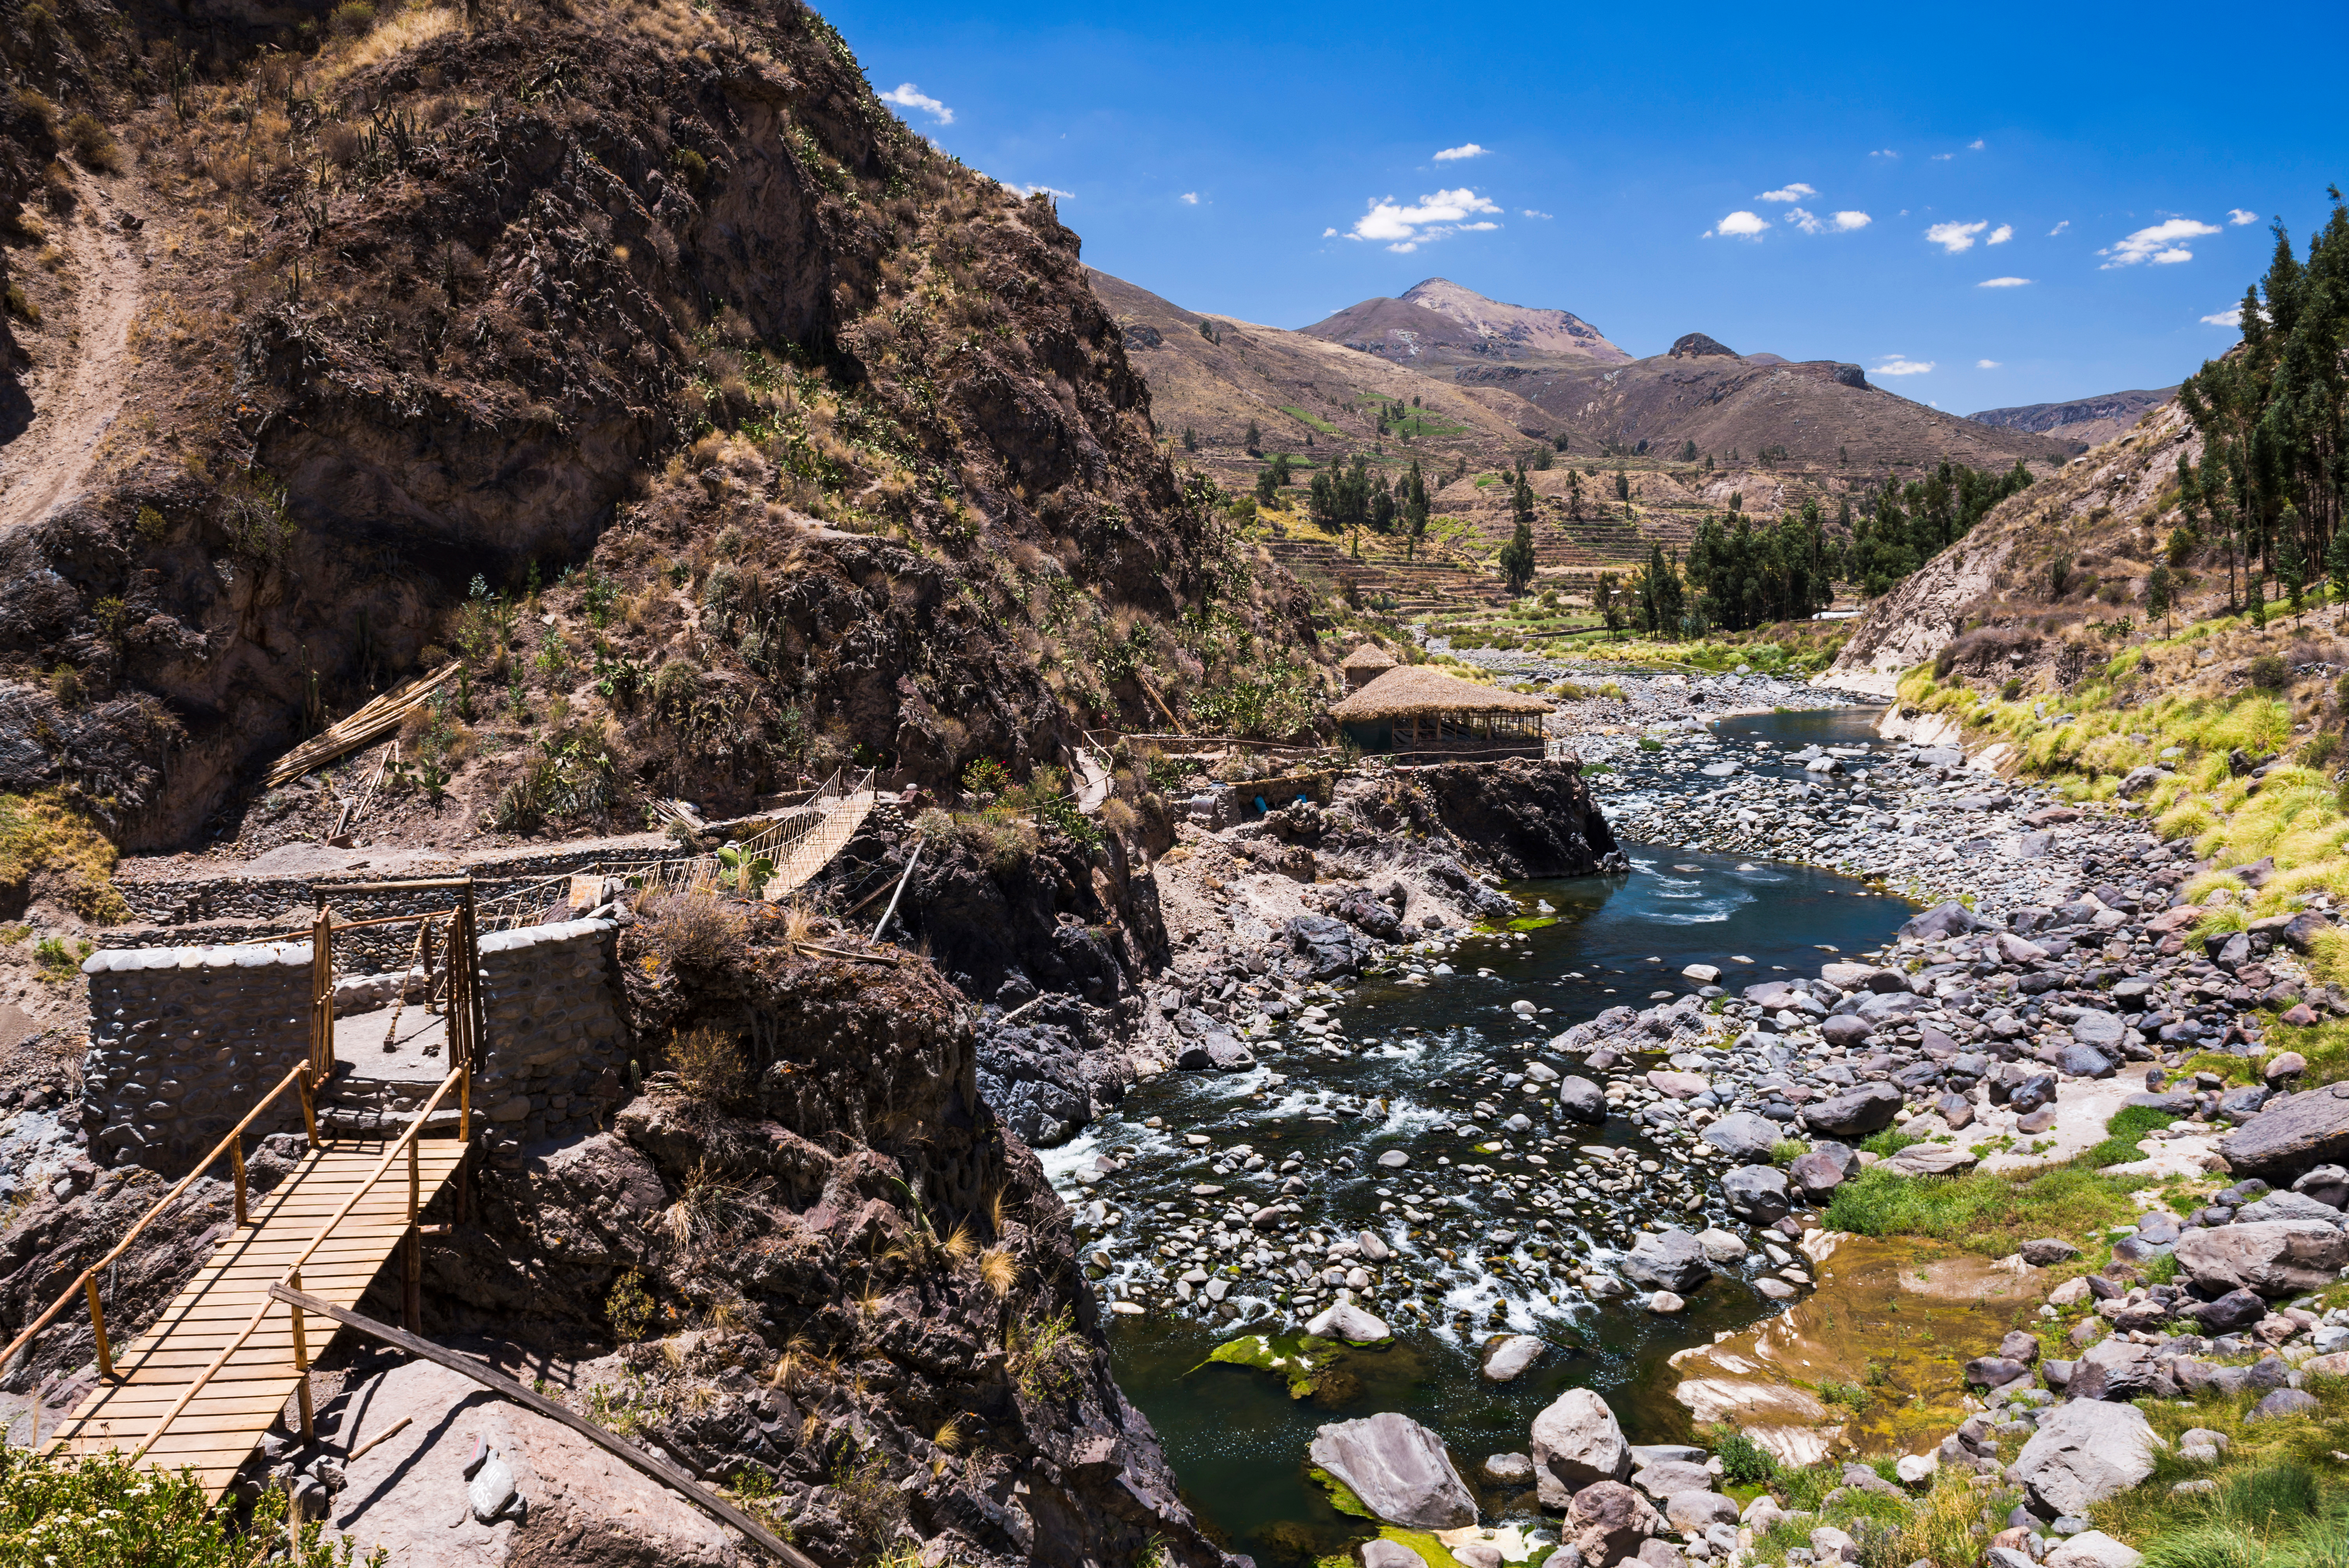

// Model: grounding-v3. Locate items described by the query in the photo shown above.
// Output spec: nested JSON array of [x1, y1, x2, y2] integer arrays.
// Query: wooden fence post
[[83, 1277, 110, 1381]]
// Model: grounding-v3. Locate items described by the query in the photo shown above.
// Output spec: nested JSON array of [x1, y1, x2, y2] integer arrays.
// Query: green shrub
[[2250, 653, 2289, 691], [327, 0, 375, 36], [1712, 1424, 1777, 1484], [60, 112, 121, 172], [3, 283, 35, 324], [0, 1445, 376, 1567]]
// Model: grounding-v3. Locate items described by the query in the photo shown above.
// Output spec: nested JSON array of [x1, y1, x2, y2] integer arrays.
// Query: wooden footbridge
[[2, 885, 487, 1499]]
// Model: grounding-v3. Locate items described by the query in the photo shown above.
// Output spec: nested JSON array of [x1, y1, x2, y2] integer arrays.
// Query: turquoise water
[[1069, 832, 1912, 1563]]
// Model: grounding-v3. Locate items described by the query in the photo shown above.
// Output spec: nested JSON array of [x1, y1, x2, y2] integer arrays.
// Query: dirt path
[[0, 170, 143, 532]]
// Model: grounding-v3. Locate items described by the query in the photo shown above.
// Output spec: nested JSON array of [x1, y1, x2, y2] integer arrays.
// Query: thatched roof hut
[[1329, 667, 1553, 755], [1339, 643, 1399, 692]]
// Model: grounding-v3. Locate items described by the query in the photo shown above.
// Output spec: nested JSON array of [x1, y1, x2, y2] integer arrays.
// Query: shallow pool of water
[[1064, 830, 1915, 1563]]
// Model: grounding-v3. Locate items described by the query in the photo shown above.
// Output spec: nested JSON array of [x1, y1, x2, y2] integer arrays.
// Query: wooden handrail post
[[84, 1276, 111, 1381], [296, 1064, 319, 1148], [287, 1268, 314, 1443], [231, 1137, 248, 1227], [404, 1137, 422, 1331]]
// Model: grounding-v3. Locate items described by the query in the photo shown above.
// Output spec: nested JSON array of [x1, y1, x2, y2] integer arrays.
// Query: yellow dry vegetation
[[0, 790, 126, 921]]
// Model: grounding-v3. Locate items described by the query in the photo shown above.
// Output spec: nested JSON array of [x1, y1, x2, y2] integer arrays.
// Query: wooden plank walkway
[[764, 786, 875, 901], [50, 1139, 469, 1498]]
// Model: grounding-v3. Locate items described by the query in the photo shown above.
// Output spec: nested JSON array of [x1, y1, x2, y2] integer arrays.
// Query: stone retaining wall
[[472, 918, 634, 1169], [78, 943, 314, 1175], [77, 918, 638, 1176]]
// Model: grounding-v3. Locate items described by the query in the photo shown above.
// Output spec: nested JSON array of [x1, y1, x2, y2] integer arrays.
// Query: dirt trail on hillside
[[0, 170, 143, 532]]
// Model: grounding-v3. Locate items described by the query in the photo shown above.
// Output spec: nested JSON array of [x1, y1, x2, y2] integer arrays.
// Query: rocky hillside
[[1299, 276, 1630, 367], [1969, 387, 2182, 452], [1455, 340, 2077, 478], [0, 0, 1321, 853], [1087, 268, 1563, 487], [1824, 401, 2199, 695]]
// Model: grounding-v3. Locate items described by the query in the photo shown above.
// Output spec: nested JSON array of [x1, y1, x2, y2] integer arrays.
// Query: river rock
[[1360, 1542, 1424, 1568], [1664, 1491, 1742, 1532], [1306, 1302, 1396, 1344], [2175, 1220, 2349, 1297], [1902, 903, 1981, 940], [1964, 1356, 2032, 1389], [1805, 1083, 1902, 1137], [1820, 1015, 1874, 1048], [1621, 1229, 1712, 1294], [2295, 1165, 2349, 1208], [1482, 1452, 1535, 1484], [1886, 1143, 1979, 1177], [1696, 1228, 1749, 1262], [1308, 1411, 1477, 1530], [1721, 1165, 1791, 1224], [2019, 1238, 2081, 1265], [2044, 1532, 2145, 1568], [1789, 1142, 1860, 1202], [2069, 1010, 2125, 1049], [1482, 1335, 1547, 1383], [2183, 1288, 2268, 1334], [2249, 1388, 2322, 1422], [1564, 1480, 1660, 1563], [1700, 1112, 1782, 1162], [2219, 1085, 2349, 1177], [1531, 1388, 1633, 1492], [2007, 1399, 2165, 1516], [1632, 1459, 1712, 1499], [2057, 1045, 2116, 1080], [1559, 1077, 1608, 1123], [2066, 1339, 2160, 1402], [2235, 1191, 2343, 1223]]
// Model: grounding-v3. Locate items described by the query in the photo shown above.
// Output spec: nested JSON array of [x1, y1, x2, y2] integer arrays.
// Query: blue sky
[[822, 0, 2348, 412]]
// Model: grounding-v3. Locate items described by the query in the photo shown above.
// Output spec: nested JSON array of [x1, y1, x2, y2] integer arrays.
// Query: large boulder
[[1665, 1491, 1743, 1532], [1564, 1480, 1660, 1563], [1700, 1112, 1782, 1163], [1482, 1335, 1547, 1384], [1721, 1165, 1792, 1224], [1308, 1412, 1477, 1530], [1531, 1388, 1633, 1496], [1805, 1083, 1903, 1138], [2174, 1221, 2349, 1298], [1788, 1142, 1860, 1203], [1621, 1230, 1713, 1294], [1558, 1077, 1608, 1124], [2219, 1084, 2349, 1177], [1902, 903, 1981, 941], [2066, 1340, 2161, 1402], [2006, 1400, 2166, 1516]]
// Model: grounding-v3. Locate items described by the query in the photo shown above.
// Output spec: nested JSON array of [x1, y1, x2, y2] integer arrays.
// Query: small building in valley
[[1328, 667, 1555, 758], [1339, 643, 1399, 692]]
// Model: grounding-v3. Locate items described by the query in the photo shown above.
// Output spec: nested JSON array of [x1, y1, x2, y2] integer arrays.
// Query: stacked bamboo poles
[[265, 663, 458, 789]]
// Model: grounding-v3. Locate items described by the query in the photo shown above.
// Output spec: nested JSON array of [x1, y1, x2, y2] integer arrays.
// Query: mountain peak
[[1392, 278, 1631, 363]]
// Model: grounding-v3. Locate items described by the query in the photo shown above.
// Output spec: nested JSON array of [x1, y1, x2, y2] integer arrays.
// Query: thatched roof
[[1329, 666, 1556, 721], [1340, 644, 1399, 673]]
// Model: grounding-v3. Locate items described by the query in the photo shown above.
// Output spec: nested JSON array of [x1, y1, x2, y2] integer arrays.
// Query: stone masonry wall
[[78, 944, 313, 1175], [78, 919, 636, 1176], [472, 919, 634, 1169]]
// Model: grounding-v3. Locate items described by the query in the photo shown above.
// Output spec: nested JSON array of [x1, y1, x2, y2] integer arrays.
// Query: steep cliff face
[[0, 0, 1317, 846], [421, 914, 1239, 1568]]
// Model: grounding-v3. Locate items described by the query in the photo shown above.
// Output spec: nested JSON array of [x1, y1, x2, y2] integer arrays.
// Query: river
[[1044, 706, 1916, 1566]]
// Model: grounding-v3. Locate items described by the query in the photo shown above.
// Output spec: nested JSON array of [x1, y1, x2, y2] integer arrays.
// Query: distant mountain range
[[1967, 387, 2181, 451], [1091, 271, 2076, 480]]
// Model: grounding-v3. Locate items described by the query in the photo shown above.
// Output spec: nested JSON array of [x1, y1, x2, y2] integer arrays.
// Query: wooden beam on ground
[[266, 1285, 815, 1568]]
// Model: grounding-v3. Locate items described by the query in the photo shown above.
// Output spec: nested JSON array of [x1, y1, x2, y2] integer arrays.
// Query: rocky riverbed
[[1049, 698, 2349, 1566]]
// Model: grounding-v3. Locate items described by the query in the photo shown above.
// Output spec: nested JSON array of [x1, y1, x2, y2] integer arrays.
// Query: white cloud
[[1179, 192, 1199, 205], [1786, 207, 1871, 235], [1757, 183, 1817, 202], [1977, 359, 2000, 369], [1873, 355, 1935, 376], [1522, 208, 1553, 219], [2229, 208, 2258, 226], [2203, 305, 2244, 326], [878, 83, 954, 125], [2100, 217, 2222, 267], [1016, 183, 1073, 200], [1932, 152, 1955, 161], [2048, 220, 2070, 237], [1988, 224, 2013, 245], [1978, 276, 2032, 288], [1322, 226, 1337, 238], [1706, 210, 1770, 240], [1433, 143, 1490, 162], [1870, 148, 1898, 158], [1346, 188, 1503, 251], [1926, 220, 1991, 253], [1968, 138, 1986, 150]]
